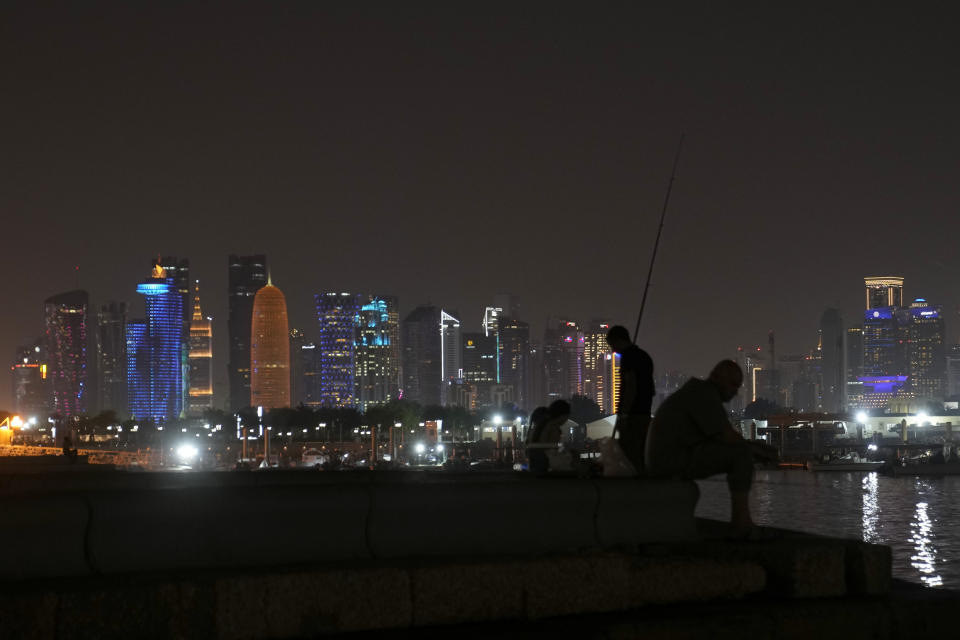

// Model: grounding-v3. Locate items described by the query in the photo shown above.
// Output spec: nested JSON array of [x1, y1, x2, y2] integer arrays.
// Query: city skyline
[[3, 4, 960, 409]]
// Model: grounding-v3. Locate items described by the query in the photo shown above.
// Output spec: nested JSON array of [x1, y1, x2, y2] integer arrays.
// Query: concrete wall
[[0, 470, 699, 581]]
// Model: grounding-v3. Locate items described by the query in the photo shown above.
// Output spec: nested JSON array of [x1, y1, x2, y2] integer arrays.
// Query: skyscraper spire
[[192, 279, 203, 322]]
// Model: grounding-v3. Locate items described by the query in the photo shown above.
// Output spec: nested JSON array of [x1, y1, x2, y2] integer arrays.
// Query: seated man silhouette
[[646, 360, 775, 537]]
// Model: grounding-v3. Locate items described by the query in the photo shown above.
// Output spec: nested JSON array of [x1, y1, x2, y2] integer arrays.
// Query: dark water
[[696, 470, 960, 588]]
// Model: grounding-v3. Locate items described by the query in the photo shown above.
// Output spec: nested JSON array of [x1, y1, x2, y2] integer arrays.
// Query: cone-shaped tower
[[250, 276, 290, 408]]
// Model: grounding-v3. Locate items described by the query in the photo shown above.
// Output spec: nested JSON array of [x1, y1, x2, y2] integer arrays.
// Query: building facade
[[227, 254, 267, 410], [127, 266, 183, 422], [907, 299, 945, 398], [250, 280, 290, 409], [12, 342, 47, 418], [401, 305, 441, 406], [355, 297, 399, 412], [96, 301, 127, 416], [44, 290, 89, 418], [315, 292, 362, 408], [187, 281, 213, 414], [440, 310, 462, 404]]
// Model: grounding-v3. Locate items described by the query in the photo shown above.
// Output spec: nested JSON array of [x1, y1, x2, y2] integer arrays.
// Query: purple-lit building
[[43, 290, 89, 418]]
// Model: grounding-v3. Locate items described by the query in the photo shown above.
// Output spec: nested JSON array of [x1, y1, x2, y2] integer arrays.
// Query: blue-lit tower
[[315, 292, 362, 408], [355, 297, 398, 412], [127, 264, 184, 422]]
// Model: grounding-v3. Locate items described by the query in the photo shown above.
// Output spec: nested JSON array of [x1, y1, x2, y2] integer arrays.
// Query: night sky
[[3, 3, 958, 409]]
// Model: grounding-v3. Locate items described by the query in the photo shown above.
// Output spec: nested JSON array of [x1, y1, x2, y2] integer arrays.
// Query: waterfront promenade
[[2, 467, 953, 639]]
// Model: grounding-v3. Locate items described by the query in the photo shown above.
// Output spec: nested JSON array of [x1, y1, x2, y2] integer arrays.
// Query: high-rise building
[[908, 298, 945, 398], [862, 307, 910, 378], [845, 327, 863, 382], [542, 321, 564, 403], [187, 281, 213, 415], [865, 276, 904, 310], [289, 328, 306, 406], [819, 309, 845, 412], [946, 344, 960, 399], [250, 279, 290, 409], [12, 342, 47, 418], [583, 319, 612, 409], [499, 317, 530, 409], [300, 341, 323, 408], [355, 297, 398, 412], [845, 327, 864, 409], [440, 310, 462, 404], [96, 301, 127, 416], [228, 254, 267, 410], [482, 306, 503, 382], [560, 320, 584, 397], [155, 257, 190, 412], [462, 332, 498, 407], [315, 292, 362, 408], [401, 305, 441, 406], [600, 352, 621, 415], [127, 266, 183, 422], [44, 290, 89, 418]]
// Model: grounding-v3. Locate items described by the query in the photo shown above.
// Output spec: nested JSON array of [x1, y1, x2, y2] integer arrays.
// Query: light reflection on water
[[695, 470, 959, 588]]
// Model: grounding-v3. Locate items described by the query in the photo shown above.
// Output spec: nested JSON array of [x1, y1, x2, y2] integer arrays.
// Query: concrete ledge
[[1, 471, 701, 581], [0, 551, 766, 639]]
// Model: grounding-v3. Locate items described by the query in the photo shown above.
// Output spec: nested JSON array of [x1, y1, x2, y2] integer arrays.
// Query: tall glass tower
[[44, 290, 89, 418], [315, 292, 362, 407], [127, 265, 184, 422], [228, 254, 267, 410]]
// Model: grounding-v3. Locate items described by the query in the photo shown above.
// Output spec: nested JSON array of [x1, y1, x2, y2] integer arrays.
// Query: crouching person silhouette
[[646, 360, 776, 538]]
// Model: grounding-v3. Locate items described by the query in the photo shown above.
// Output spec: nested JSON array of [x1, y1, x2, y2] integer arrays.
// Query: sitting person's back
[[645, 360, 772, 538], [646, 377, 731, 477]]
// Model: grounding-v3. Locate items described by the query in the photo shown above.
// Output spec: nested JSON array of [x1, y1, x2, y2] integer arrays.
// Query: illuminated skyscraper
[[12, 341, 47, 417], [187, 281, 213, 414], [97, 301, 127, 416], [228, 254, 267, 410], [127, 266, 183, 422], [401, 305, 441, 405], [440, 310, 461, 404], [865, 276, 903, 309], [583, 319, 612, 409], [355, 297, 397, 412], [462, 332, 497, 406], [44, 290, 89, 418], [542, 321, 564, 403], [908, 298, 945, 398], [560, 320, 584, 397], [315, 292, 362, 408], [289, 328, 306, 406], [499, 317, 530, 409], [251, 278, 290, 409], [155, 257, 190, 411], [482, 306, 503, 382]]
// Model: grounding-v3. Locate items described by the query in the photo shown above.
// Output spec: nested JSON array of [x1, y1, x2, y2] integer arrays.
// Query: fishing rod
[[633, 133, 684, 344]]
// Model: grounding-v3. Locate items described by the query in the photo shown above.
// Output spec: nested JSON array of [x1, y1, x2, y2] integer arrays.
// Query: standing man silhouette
[[606, 325, 655, 472]]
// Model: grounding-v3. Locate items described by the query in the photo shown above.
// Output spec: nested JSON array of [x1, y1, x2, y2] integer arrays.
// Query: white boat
[[810, 452, 885, 472]]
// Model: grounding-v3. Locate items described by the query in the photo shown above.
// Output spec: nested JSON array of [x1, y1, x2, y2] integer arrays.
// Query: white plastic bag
[[598, 436, 636, 477]]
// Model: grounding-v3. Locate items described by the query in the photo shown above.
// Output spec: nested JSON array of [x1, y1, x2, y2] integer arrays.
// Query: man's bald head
[[708, 360, 743, 402]]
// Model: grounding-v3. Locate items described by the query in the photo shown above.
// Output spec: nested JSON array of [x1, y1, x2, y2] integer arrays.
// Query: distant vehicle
[[301, 449, 327, 467]]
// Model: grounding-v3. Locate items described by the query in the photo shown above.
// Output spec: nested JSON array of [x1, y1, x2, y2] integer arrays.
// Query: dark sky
[[3, 3, 958, 409]]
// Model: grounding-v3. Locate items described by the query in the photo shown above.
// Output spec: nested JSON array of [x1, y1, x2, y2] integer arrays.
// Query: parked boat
[[889, 462, 960, 476], [810, 452, 885, 472]]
